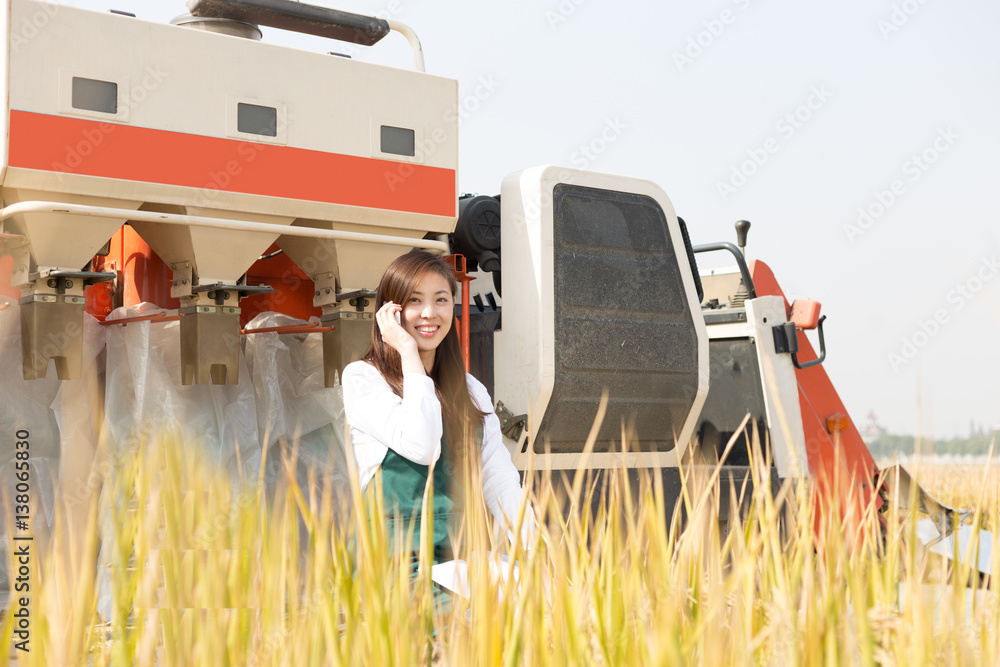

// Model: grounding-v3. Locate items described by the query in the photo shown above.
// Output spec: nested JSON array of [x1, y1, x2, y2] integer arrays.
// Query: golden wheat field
[[1, 434, 997, 666]]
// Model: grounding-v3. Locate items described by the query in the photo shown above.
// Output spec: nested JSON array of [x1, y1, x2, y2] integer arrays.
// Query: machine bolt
[[182, 279, 188, 285], [325, 288, 331, 294], [65, 280, 74, 289], [315, 290, 320, 296], [223, 292, 230, 301], [47, 279, 57, 288]]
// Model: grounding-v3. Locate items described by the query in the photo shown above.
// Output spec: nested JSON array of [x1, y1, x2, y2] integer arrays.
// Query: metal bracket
[[338, 289, 376, 312], [42, 269, 115, 287], [191, 282, 274, 306], [312, 272, 337, 308], [180, 305, 241, 315], [495, 401, 527, 441], [320, 310, 373, 324], [771, 321, 799, 355], [170, 262, 194, 299], [20, 270, 115, 297]]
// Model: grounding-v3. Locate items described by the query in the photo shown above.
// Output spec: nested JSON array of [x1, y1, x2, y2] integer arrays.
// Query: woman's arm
[[469, 376, 535, 545], [343, 362, 443, 465]]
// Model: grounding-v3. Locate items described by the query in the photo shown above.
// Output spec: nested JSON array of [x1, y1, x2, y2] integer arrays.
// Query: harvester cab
[[477, 168, 814, 524], [492, 166, 710, 472]]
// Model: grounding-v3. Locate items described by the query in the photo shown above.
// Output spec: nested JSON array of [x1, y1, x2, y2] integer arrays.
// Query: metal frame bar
[[692, 241, 757, 299], [99, 311, 185, 327], [0, 201, 449, 253], [444, 254, 473, 372], [241, 321, 334, 335]]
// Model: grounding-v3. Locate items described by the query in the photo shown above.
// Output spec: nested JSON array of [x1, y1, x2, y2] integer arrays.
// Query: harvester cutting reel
[[875, 465, 994, 582]]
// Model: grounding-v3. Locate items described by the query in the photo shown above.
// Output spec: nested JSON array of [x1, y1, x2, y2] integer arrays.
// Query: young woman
[[342, 251, 528, 563]]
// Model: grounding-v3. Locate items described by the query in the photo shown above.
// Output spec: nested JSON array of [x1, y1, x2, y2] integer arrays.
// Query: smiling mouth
[[415, 325, 440, 337]]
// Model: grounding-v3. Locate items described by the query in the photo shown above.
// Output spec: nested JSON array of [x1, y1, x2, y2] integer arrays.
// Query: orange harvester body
[[752, 260, 882, 536]]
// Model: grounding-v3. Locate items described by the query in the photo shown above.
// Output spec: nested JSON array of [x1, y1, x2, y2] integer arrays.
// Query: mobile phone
[[395, 311, 401, 325]]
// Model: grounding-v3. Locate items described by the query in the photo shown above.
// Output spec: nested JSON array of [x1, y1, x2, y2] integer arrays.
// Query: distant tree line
[[866, 433, 998, 458]]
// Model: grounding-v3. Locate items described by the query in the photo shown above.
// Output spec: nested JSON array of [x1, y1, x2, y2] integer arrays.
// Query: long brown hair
[[363, 251, 486, 468]]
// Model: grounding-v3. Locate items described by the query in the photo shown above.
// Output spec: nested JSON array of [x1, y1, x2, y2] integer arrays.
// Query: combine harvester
[[0, 0, 991, 595]]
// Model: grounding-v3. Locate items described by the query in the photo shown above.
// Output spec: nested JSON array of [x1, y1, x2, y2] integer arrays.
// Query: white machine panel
[[2, 0, 458, 230], [494, 165, 709, 470]]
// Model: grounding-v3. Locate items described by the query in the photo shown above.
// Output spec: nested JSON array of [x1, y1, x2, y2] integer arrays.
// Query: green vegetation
[[867, 433, 998, 458]]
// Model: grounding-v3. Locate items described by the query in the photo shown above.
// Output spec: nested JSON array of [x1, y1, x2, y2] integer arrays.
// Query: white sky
[[69, 0, 1000, 439]]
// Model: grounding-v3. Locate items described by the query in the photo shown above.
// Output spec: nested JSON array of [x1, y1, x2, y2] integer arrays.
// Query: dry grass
[[2, 432, 997, 666], [899, 462, 999, 526]]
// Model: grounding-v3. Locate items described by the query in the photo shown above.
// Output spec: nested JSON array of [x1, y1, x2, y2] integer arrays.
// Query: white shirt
[[342, 360, 529, 538]]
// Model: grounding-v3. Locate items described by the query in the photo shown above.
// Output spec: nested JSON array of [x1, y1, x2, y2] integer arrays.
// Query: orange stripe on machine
[[7, 110, 455, 217]]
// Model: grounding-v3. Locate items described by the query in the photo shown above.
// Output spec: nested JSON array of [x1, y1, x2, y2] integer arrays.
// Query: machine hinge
[[495, 400, 527, 441]]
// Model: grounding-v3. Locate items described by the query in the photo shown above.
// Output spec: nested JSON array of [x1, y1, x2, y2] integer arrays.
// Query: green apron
[[379, 433, 463, 563], [376, 428, 481, 621]]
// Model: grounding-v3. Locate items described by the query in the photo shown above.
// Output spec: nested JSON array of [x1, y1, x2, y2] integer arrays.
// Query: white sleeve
[[342, 362, 443, 465], [469, 375, 535, 545]]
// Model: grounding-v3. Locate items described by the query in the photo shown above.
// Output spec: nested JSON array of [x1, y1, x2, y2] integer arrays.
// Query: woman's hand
[[376, 301, 415, 354], [375, 301, 425, 374]]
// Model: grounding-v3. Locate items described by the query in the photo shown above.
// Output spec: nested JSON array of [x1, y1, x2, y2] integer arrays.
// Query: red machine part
[[115, 226, 181, 312], [98, 311, 184, 327], [241, 245, 322, 327], [443, 254, 474, 372], [241, 321, 334, 335], [81, 235, 474, 372], [750, 260, 881, 535], [82, 232, 322, 327], [85, 225, 180, 320], [84, 266, 115, 320], [0, 254, 20, 303], [789, 298, 822, 330]]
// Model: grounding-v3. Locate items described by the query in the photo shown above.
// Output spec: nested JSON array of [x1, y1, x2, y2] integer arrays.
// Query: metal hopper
[[129, 205, 293, 385], [0, 192, 138, 379]]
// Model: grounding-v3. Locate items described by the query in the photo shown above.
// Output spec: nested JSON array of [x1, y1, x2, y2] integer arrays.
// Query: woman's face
[[401, 270, 454, 355]]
